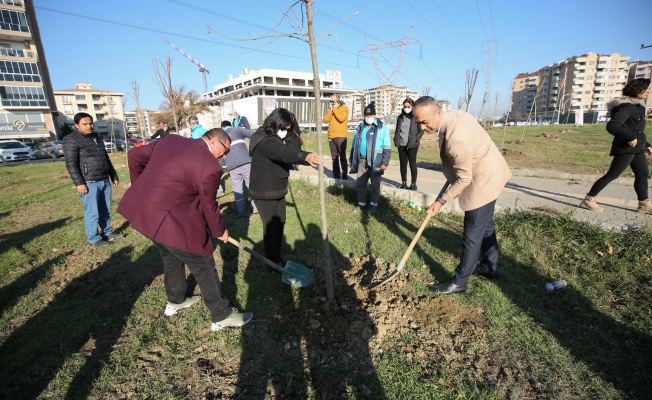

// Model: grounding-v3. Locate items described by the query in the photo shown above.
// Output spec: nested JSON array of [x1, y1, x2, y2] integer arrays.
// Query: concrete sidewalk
[[292, 159, 652, 230]]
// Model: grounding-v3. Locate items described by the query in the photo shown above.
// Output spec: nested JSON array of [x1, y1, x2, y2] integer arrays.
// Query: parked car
[[0, 140, 36, 163], [25, 142, 40, 151], [126, 138, 143, 147], [34, 141, 64, 159], [103, 139, 115, 153]]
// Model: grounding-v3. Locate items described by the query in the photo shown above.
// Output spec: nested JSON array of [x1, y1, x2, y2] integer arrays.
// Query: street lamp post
[[556, 93, 570, 124], [561, 98, 571, 124]]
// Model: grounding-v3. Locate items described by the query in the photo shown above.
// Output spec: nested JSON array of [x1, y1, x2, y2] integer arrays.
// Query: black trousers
[[152, 241, 231, 322], [253, 198, 286, 264], [453, 200, 499, 286], [329, 137, 348, 179], [397, 145, 419, 183], [588, 152, 649, 201]]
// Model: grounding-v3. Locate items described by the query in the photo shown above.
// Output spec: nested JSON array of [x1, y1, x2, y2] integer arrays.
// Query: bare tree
[[129, 80, 143, 138], [208, 0, 357, 301], [156, 86, 208, 129], [457, 96, 465, 110], [464, 68, 479, 113], [478, 91, 489, 124], [152, 56, 180, 132], [421, 85, 431, 97]]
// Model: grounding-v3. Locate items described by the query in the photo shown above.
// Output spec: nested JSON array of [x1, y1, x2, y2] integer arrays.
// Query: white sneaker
[[211, 308, 253, 331], [164, 295, 201, 316]]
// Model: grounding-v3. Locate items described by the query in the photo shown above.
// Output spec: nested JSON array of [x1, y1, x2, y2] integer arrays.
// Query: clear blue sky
[[34, 0, 652, 116]]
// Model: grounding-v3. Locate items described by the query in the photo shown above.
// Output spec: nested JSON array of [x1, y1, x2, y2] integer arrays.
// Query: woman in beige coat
[[413, 96, 512, 294]]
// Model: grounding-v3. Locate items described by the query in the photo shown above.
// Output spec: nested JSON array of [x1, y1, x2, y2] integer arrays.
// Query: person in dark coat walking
[[580, 78, 652, 214], [394, 97, 424, 190], [62, 112, 123, 247], [117, 129, 252, 331], [249, 108, 322, 265]]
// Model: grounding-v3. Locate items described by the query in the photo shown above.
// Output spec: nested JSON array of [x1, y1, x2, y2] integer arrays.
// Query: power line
[[404, 0, 474, 65], [474, 0, 488, 43], [429, 0, 475, 53], [33, 5, 358, 70]]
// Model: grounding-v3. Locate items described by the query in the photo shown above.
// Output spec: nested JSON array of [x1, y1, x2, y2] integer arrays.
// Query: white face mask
[[403, 107, 412, 114], [364, 117, 375, 125], [277, 130, 288, 139]]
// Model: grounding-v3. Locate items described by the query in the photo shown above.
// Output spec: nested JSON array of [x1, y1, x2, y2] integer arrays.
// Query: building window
[[0, 9, 30, 33], [75, 94, 85, 101], [64, 105, 73, 114], [62, 95, 71, 103], [92, 94, 101, 101], [107, 96, 114, 104], [0, 60, 41, 82], [589, 61, 595, 65], [77, 104, 88, 111], [0, 85, 47, 107]]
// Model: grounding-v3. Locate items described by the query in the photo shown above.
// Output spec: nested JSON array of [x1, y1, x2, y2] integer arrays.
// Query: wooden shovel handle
[[227, 237, 281, 271]]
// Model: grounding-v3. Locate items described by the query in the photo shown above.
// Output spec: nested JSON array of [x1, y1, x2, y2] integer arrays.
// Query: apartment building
[[53, 83, 125, 138], [125, 108, 156, 138], [628, 60, 652, 112], [509, 72, 539, 119], [360, 85, 421, 123], [511, 52, 631, 122], [199, 68, 356, 130], [0, 0, 57, 141]]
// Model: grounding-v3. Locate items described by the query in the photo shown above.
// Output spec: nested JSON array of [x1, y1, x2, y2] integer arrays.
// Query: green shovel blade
[[279, 260, 314, 287]]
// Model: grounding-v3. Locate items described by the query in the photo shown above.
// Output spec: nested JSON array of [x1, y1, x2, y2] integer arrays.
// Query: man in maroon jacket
[[117, 129, 252, 331]]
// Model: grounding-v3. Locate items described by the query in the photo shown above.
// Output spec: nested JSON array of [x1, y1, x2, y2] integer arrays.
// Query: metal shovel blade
[[278, 261, 315, 287], [227, 237, 314, 288]]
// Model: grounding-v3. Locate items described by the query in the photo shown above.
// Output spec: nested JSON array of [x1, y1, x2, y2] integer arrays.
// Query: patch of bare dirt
[[535, 133, 559, 139], [149, 254, 545, 399], [500, 149, 526, 159]]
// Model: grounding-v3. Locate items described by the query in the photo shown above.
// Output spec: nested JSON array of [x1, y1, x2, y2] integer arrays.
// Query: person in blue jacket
[[349, 102, 391, 214], [189, 115, 207, 139]]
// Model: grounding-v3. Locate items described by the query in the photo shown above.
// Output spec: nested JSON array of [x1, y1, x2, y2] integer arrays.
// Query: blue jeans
[[80, 180, 113, 244]]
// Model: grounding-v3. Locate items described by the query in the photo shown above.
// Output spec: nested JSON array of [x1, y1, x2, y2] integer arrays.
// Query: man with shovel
[[413, 96, 511, 294], [117, 128, 252, 331]]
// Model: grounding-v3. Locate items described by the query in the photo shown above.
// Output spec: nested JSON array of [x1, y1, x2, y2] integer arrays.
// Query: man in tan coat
[[323, 93, 350, 180], [413, 96, 512, 294]]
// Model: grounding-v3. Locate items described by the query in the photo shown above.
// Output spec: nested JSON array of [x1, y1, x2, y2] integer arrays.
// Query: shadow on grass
[[331, 183, 651, 397], [0, 217, 70, 256], [418, 213, 652, 398], [0, 245, 161, 399], [225, 184, 387, 398], [0, 250, 73, 316]]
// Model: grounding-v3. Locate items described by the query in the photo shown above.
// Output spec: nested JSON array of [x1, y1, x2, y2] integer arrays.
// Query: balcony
[[0, 0, 24, 6], [0, 48, 34, 58]]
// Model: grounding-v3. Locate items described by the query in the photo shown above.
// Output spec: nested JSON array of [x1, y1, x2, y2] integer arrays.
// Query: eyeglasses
[[330, 101, 336, 103], [217, 140, 230, 155]]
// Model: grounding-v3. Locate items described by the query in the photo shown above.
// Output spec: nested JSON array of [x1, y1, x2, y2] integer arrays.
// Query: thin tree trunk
[[306, 0, 334, 301]]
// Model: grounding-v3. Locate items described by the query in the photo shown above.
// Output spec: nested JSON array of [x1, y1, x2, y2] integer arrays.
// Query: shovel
[[373, 182, 450, 288], [227, 237, 314, 287]]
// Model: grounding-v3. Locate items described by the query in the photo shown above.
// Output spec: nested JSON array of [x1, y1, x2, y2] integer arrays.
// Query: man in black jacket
[[151, 121, 169, 140], [63, 112, 123, 247]]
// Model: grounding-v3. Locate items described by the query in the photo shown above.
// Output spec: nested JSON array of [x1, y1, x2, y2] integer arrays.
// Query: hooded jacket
[[249, 127, 310, 200], [62, 131, 118, 186], [605, 96, 649, 156], [348, 119, 391, 175], [394, 111, 424, 149]]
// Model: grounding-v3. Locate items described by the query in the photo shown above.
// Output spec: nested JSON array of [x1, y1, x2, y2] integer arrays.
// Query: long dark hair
[[622, 78, 651, 98], [262, 108, 293, 136]]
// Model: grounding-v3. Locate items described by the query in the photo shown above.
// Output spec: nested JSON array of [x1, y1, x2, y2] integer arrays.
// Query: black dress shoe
[[475, 264, 498, 279], [409, 183, 418, 191], [429, 280, 466, 294], [399, 181, 407, 189]]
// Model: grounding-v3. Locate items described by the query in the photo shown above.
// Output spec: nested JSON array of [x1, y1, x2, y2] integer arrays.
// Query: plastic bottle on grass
[[544, 280, 568, 292]]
